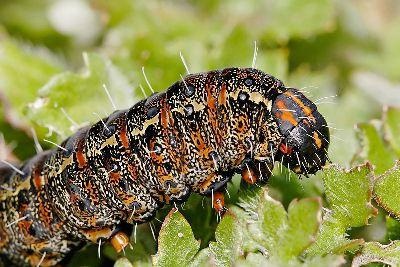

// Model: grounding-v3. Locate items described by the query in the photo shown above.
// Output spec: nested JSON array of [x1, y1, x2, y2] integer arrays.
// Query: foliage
[[1, 0, 400, 266]]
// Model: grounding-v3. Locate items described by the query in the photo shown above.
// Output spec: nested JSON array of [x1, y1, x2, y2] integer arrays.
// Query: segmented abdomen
[[0, 68, 304, 266]]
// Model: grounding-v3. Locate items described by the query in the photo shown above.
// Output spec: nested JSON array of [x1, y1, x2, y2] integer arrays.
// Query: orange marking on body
[[206, 84, 216, 110], [123, 196, 136, 207], [149, 139, 163, 164], [206, 84, 219, 145], [213, 192, 226, 214], [18, 220, 34, 241], [275, 100, 298, 127], [85, 180, 94, 192], [0, 222, 9, 246], [313, 131, 322, 148], [216, 84, 228, 145], [76, 139, 87, 168], [158, 172, 173, 184], [17, 219, 31, 230], [279, 143, 293, 154], [83, 227, 113, 242], [160, 99, 173, 129], [69, 193, 79, 205], [33, 171, 45, 190], [200, 147, 212, 158], [120, 124, 130, 149], [150, 152, 162, 164], [33, 176, 44, 190], [19, 203, 28, 213], [199, 173, 215, 191], [161, 106, 169, 128], [163, 194, 171, 204], [236, 116, 249, 134], [38, 200, 52, 227], [111, 231, 130, 253], [87, 216, 99, 227], [109, 171, 121, 183], [76, 150, 86, 168], [241, 166, 258, 184], [127, 164, 138, 180], [218, 83, 228, 106], [284, 91, 313, 117], [191, 132, 211, 158]]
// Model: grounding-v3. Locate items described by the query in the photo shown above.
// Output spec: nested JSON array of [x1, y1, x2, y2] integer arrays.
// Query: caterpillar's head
[[272, 88, 330, 175]]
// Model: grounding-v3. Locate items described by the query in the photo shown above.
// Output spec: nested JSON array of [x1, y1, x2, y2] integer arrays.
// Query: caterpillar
[[0, 67, 329, 266]]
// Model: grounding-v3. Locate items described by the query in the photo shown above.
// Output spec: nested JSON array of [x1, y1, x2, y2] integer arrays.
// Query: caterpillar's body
[[0, 68, 329, 266]]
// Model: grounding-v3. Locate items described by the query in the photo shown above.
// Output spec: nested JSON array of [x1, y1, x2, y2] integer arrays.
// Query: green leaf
[[386, 216, 400, 242], [251, 254, 345, 267], [374, 161, 400, 218], [247, 190, 287, 252], [66, 244, 102, 267], [177, 193, 217, 248], [324, 164, 376, 226], [0, 37, 63, 157], [26, 53, 137, 140], [152, 209, 200, 267], [306, 218, 363, 256], [383, 106, 400, 157], [114, 257, 133, 267], [301, 255, 345, 267], [209, 213, 243, 267], [188, 248, 212, 267], [352, 241, 400, 267], [0, 107, 35, 160], [239, 188, 322, 264], [228, 205, 261, 255], [234, 253, 268, 267], [0, 38, 63, 119], [355, 122, 396, 175], [103, 223, 155, 264], [307, 164, 377, 255], [276, 198, 321, 261]]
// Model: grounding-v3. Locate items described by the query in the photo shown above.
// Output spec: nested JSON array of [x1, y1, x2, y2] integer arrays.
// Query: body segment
[[0, 68, 329, 266]]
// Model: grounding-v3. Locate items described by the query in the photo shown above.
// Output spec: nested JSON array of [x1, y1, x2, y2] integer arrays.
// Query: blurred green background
[[1, 0, 400, 266]]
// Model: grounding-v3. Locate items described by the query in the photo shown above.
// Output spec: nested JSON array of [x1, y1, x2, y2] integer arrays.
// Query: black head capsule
[[272, 88, 330, 175]]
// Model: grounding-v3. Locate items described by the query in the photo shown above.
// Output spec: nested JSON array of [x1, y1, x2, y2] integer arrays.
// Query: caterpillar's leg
[[212, 191, 227, 216], [198, 173, 231, 217], [241, 159, 273, 185], [110, 231, 130, 253], [82, 224, 132, 254]]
